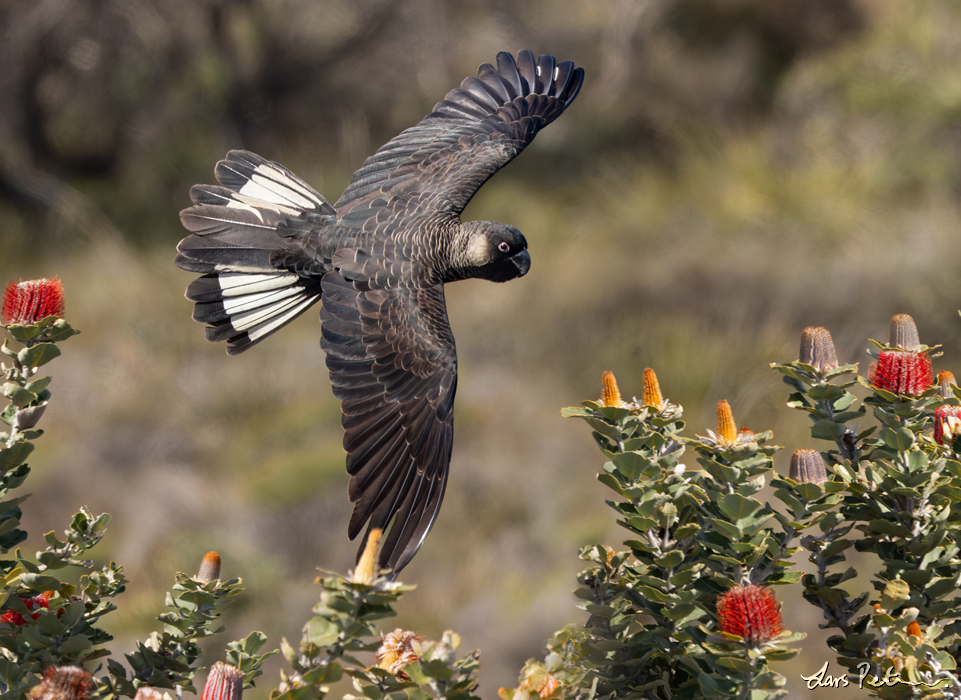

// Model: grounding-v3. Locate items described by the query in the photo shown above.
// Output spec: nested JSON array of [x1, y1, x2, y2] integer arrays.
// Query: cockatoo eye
[[497, 241, 511, 253]]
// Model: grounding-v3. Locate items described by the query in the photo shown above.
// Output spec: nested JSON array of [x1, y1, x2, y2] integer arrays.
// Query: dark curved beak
[[512, 249, 531, 277]]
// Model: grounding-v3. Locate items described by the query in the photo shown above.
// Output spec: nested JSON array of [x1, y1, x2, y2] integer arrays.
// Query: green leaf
[[17, 343, 61, 368], [881, 579, 910, 610], [0, 442, 34, 471], [880, 427, 915, 451], [2, 383, 36, 408]]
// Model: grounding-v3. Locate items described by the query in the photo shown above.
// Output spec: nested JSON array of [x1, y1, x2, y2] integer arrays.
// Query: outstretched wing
[[320, 272, 456, 573], [336, 50, 584, 219]]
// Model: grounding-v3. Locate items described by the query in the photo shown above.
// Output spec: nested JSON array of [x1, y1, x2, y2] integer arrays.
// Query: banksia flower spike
[[889, 313, 922, 350], [600, 371, 627, 408], [196, 551, 222, 583], [698, 400, 756, 450], [2, 278, 65, 325], [642, 367, 665, 409], [716, 585, 784, 645], [717, 400, 737, 444], [869, 350, 933, 396], [789, 449, 828, 485], [938, 371, 957, 400], [27, 665, 93, 700], [907, 620, 923, 643], [2, 592, 49, 625], [201, 662, 244, 700], [352, 528, 384, 585], [798, 326, 838, 374], [133, 689, 167, 700], [934, 406, 961, 446], [374, 629, 422, 677]]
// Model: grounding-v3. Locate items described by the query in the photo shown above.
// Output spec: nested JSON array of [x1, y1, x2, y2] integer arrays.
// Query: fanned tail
[[175, 150, 336, 354]]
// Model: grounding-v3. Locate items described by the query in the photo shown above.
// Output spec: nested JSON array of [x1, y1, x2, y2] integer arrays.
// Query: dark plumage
[[175, 50, 584, 574]]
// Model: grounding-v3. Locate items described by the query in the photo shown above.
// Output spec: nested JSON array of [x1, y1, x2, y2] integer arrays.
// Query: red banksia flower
[[201, 662, 244, 700], [716, 585, 783, 644], [798, 326, 838, 373], [869, 350, 933, 396], [934, 406, 961, 446], [789, 448, 828, 485], [2, 278, 65, 325], [27, 665, 93, 700], [196, 551, 221, 583], [2, 593, 49, 625]]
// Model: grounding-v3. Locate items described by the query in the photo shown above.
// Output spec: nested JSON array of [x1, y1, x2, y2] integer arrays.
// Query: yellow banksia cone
[[716, 400, 737, 444], [197, 551, 221, 583], [352, 528, 384, 585], [642, 368, 664, 409], [600, 371, 625, 408]]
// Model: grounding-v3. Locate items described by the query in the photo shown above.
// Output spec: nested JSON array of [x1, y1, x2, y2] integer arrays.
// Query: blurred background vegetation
[[2, 0, 961, 697]]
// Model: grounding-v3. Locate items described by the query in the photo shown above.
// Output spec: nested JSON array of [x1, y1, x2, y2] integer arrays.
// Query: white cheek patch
[[468, 234, 490, 265]]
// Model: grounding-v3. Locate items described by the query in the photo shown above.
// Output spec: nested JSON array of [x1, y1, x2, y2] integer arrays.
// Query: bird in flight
[[175, 50, 584, 574]]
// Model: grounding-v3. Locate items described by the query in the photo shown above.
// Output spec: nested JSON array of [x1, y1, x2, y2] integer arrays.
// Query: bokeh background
[[3, 0, 961, 697]]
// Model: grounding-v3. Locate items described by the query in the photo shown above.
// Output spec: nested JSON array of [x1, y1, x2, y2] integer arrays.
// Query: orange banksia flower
[[889, 314, 922, 351], [2, 592, 50, 626], [907, 620, 923, 642], [374, 629, 421, 677], [716, 585, 783, 644], [934, 406, 961, 446], [716, 400, 736, 444], [27, 665, 93, 700], [352, 528, 384, 585], [2, 278, 65, 325], [642, 367, 665, 409], [600, 371, 626, 408], [798, 326, 838, 373], [201, 662, 243, 700], [938, 371, 957, 400], [789, 449, 828, 485], [197, 551, 222, 583], [869, 350, 933, 396]]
